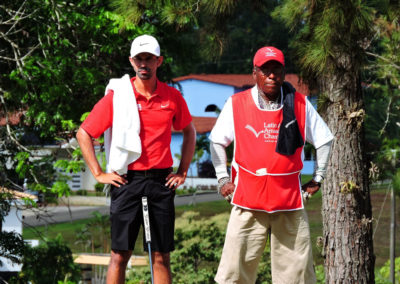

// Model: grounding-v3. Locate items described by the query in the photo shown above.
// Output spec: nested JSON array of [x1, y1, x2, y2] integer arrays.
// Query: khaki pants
[[215, 206, 316, 284]]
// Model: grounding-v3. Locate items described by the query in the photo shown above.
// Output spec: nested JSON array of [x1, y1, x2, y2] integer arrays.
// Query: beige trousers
[[215, 206, 316, 284]]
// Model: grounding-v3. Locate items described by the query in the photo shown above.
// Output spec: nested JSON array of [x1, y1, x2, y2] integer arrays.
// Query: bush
[[125, 211, 274, 283], [375, 256, 400, 284], [94, 183, 105, 195], [76, 189, 88, 196], [10, 235, 80, 284], [175, 187, 197, 196]]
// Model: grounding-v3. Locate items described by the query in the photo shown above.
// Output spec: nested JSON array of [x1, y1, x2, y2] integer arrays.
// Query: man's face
[[129, 53, 163, 80], [252, 60, 285, 100]]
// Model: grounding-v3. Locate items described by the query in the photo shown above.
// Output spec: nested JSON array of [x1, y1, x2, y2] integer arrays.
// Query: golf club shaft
[[142, 197, 154, 284]]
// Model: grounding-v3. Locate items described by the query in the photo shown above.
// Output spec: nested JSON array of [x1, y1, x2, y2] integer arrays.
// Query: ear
[[129, 57, 135, 68], [252, 67, 257, 81], [157, 56, 164, 67]]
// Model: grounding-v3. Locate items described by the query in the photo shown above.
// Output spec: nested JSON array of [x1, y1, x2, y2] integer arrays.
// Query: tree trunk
[[321, 71, 375, 283]]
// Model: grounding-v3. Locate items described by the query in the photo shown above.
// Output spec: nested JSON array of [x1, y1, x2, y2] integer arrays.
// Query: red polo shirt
[[81, 77, 192, 170]]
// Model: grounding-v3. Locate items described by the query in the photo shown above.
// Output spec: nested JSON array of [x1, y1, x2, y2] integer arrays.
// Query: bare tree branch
[[366, 51, 400, 70], [379, 95, 393, 136]]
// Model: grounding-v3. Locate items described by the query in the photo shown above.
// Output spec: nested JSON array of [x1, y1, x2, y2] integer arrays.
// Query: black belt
[[128, 168, 172, 178]]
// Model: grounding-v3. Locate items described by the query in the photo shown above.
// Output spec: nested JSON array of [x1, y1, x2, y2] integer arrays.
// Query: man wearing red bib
[[210, 46, 333, 283]]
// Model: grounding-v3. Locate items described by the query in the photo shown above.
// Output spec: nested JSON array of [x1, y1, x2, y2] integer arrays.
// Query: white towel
[[104, 74, 141, 175]]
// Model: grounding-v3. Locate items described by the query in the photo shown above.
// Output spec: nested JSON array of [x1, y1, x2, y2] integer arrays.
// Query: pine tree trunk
[[321, 72, 375, 283]]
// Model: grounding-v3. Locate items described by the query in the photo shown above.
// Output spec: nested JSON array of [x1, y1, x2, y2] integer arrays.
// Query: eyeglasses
[[256, 66, 284, 76]]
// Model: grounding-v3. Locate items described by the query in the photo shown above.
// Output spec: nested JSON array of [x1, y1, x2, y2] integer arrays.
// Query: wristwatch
[[217, 176, 230, 195], [312, 175, 324, 186]]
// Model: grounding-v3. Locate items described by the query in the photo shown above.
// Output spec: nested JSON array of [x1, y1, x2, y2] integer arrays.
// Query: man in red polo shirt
[[76, 34, 196, 284]]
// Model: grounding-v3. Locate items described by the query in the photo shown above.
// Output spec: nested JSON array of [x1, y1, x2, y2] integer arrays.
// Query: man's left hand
[[301, 179, 321, 199], [165, 173, 186, 190]]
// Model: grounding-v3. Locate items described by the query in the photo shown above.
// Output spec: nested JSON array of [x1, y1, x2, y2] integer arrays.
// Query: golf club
[[142, 196, 154, 284]]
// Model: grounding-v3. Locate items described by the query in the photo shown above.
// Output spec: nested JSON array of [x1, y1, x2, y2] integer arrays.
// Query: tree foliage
[[111, 0, 294, 74], [10, 236, 81, 284], [0, 230, 25, 266], [0, 0, 148, 211], [1, 0, 142, 141], [364, 1, 400, 183]]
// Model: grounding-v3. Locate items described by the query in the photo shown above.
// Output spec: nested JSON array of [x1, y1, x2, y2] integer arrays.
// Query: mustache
[[138, 67, 151, 72]]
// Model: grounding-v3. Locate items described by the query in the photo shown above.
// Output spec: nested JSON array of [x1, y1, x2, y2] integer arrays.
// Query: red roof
[[284, 74, 310, 96], [0, 111, 25, 126], [173, 73, 310, 95], [173, 116, 217, 134]]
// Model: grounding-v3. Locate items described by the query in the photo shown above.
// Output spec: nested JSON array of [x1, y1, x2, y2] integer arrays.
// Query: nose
[[266, 72, 277, 80], [138, 59, 147, 67]]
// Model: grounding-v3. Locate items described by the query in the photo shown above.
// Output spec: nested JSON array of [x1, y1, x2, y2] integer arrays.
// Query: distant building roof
[[284, 74, 310, 96], [173, 116, 217, 134], [0, 111, 25, 126], [0, 187, 37, 200], [173, 73, 310, 95]]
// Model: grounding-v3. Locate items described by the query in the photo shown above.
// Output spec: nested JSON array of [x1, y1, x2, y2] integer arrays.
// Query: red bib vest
[[231, 89, 306, 212]]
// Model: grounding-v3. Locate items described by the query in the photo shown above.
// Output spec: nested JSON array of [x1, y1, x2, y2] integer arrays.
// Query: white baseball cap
[[130, 35, 160, 57]]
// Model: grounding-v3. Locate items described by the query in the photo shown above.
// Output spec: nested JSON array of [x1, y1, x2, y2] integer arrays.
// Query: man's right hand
[[95, 172, 127, 188], [220, 182, 235, 202]]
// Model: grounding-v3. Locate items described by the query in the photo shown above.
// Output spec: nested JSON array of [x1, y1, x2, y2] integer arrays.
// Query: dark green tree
[[0, 192, 26, 272], [111, 0, 293, 75], [11, 236, 81, 284]]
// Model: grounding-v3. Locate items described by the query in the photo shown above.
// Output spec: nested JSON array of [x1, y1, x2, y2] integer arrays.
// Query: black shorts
[[110, 168, 175, 252]]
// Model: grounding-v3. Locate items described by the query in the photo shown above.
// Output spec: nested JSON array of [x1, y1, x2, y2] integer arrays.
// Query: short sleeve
[[172, 89, 192, 130], [209, 97, 234, 147], [81, 90, 114, 138], [305, 99, 334, 148]]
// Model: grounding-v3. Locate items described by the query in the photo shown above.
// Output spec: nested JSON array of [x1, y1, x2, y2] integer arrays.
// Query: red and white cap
[[130, 35, 160, 57], [253, 46, 285, 67]]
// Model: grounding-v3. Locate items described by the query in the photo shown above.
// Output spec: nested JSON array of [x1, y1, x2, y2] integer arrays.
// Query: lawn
[[23, 182, 399, 268]]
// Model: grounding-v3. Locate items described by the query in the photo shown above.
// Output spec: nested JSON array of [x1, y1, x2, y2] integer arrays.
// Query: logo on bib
[[245, 123, 280, 142]]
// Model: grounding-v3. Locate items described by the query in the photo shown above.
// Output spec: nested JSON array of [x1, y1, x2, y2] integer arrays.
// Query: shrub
[[125, 211, 274, 283], [10, 235, 80, 284], [375, 256, 400, 284], [94, 183, 104, 195], [76, 189, 88, 196]]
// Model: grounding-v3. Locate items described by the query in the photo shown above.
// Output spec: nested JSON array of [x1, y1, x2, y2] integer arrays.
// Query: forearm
[[76, 127, 103, 178], [177, 123, 196, 177], [210, 141, 229, 180], [314, 140, 333, 180]]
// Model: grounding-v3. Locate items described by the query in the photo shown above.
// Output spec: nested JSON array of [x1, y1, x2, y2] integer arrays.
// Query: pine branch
[[366, 51, 400, 70]]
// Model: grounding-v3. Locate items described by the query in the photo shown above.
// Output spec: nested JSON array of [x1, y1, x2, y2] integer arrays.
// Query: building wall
[[175, 80, 234, 117], [171, 132, 201, 177]]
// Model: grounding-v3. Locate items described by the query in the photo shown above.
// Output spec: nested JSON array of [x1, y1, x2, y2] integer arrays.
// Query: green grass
[[23, 217, 114, 254], [23, 181, 399, 268]]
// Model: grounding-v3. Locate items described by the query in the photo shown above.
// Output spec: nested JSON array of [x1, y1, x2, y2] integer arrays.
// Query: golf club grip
[[142, 197, 151, 243]]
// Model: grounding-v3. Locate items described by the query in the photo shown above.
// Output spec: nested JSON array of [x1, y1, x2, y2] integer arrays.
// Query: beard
[[136, 67, 152, 80]]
